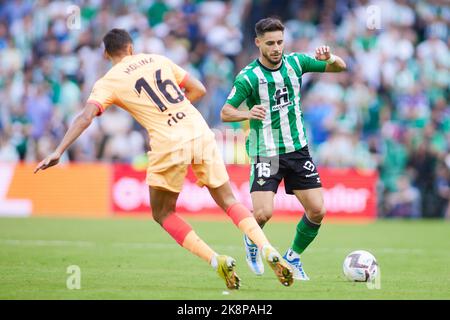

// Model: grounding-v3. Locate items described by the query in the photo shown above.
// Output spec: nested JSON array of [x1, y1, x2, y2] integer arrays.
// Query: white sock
[[210, 254, 218, 270], [287, 248, 300, 260]]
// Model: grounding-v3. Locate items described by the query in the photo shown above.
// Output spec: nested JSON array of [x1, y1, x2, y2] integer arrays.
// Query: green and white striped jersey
[[226, 53, 326, 157]]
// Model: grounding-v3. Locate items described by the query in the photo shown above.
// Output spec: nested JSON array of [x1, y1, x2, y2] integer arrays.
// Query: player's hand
[[34, 151, 61, 174], [248, 105, 266, 121], [315, 45, 331, 61]]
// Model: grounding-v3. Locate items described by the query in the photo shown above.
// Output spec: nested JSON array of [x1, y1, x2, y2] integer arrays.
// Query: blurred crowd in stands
[[0, 0, 448, 218]]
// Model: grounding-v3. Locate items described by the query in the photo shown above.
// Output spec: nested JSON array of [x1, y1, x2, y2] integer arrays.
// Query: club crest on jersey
[[272, 87, 292, 111], [288, 67, 295, 77], [257, 178, 266, 186]]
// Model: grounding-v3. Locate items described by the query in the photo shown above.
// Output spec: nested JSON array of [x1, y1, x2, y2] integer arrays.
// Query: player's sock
[[291, 214, 321, 255], [210, 254, 219, 270], [285, 247, 300, 260], [183, 230, 217, 263], [162, 213, 216, 263], [245, 214, 265, 247], [226, 203, 270, 249]]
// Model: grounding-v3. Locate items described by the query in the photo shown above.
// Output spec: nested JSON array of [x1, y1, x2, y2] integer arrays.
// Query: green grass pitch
[[0, 216, 449, 299]]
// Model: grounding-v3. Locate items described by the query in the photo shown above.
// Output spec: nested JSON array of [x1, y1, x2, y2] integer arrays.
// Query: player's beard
[[263, 51, 282, 67]]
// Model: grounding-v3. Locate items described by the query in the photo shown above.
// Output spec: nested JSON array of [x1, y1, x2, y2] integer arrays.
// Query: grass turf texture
[[0, 217, 449, 299]]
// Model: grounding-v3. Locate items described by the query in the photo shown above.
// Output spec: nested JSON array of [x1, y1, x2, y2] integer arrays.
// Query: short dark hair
[[255, 17, 285, 37], [102, 28, 133, 56]]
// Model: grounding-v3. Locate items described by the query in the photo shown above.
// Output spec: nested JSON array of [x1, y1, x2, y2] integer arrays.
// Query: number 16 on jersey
[[135, 69, 184, 112]]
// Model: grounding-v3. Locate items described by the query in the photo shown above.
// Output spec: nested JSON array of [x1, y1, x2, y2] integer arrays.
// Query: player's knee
[[308, 205, 326, 223], [209, 182, 238, 212], [152, 205, 177, 225], [253, 207, 272, 226], [151, 211, 164, 225], [152, 211, 173, 225]]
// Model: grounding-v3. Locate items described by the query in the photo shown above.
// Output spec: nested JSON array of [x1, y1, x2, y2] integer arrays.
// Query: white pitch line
[[112, 242, 178, 249], [0, 239, 95, 247], [0, 239, 430, 254]]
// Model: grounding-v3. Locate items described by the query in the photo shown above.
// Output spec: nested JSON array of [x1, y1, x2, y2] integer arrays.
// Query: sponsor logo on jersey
[[167, 112, 187, 126], [272, 87, 292, 111]]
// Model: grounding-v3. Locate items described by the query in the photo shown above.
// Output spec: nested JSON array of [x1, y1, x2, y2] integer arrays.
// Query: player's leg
[[147, 147, 240, 290], [207, 183, 273, 250], [292, 187, 325, 252], [193, 135, 292, 286], [238, 155, 283, 275], [251, 191, 275, 228], [282, 148, 325, 280], [207, 182, 292, 286], [281, 188, 325, 280], [149, 186, 240, 290], [229, 191, 275, 275], [192, 133, 276, 250]]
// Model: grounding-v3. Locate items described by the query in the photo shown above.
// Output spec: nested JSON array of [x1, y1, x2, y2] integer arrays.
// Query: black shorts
[[250, 146, 322, 195]]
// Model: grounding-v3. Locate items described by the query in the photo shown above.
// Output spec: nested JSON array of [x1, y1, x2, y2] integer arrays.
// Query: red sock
[[226, 203, 270, 248], [162, 213, 216, 263], [162, 213, 192, 245], [226, 203, 253, 226]]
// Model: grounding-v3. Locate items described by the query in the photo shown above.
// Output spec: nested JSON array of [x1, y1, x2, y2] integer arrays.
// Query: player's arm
[[33, 103, 99, 173], [34, 78, 114, 173], [221, 104, 266, 122], [182, 75, 206, 103], [221, 78, 265, 122], [314, 45, 346, 72], [165, 56, 206, 103]]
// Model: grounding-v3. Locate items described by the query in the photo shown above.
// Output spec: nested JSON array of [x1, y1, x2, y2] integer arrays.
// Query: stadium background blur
[[0, 0, 448, 219]]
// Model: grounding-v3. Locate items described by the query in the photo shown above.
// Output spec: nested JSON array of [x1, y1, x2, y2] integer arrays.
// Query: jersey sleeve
[[225, 75, 252, 108], [163, 56, 189, 88], [87, 79, 116, 116], [297, 53, 327, 74]]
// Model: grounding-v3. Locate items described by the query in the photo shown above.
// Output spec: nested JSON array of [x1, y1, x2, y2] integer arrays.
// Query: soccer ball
[[343, 250, 378, 282]]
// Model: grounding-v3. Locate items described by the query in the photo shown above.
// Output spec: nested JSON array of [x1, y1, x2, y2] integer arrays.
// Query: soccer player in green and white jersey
[[221, 17, 347, 280]]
